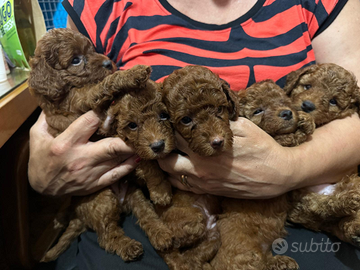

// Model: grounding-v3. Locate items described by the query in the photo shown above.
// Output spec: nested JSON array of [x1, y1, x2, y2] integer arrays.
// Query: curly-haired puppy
[[41, 80, 175, 262], [29, 28, 150, 136], [29, 28, 174, 262], [284, 63, 360, 247], [210, 80, 315, 270], [158, 65, 239, 269]]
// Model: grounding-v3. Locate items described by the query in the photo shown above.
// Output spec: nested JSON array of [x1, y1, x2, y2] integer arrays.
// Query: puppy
[[210, 80, 314, 270], [29, 28, 149, 137], [284, 63, 360, 247], [158, 65, 239, 269], [29, 28, 174, 262]]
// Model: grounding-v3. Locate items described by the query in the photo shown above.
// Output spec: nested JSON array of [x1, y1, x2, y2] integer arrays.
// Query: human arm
[[158, 0, 360, 199]]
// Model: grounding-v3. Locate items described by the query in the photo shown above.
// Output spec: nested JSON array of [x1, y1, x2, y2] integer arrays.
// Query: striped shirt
[[63, 0, 346, 90]]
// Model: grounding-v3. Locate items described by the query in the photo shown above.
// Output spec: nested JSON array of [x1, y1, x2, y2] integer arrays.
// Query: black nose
[[150, 140, 165, 153], [102, 60, 113, 70], [301, 100, 316, 113], [279, 110, 293, 120], [210, 137, 224, 149]]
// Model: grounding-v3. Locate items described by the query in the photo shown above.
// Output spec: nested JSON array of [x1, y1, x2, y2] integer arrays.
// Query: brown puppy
[[29, 28, 150, 137], [284, 63, 360, 247], [158, 65, 239, 270], [42, 80, 175, 262], [211, 80, 314, 270], [29, 28, 174, 262]]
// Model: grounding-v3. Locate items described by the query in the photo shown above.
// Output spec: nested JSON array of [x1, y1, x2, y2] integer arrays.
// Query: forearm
[[290, 113, 360, 189]]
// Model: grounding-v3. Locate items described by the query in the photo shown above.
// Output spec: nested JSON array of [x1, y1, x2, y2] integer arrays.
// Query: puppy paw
[[150, 190, 172, 206], [147, 226, 173, 251], [297, 111, 315, 135], [171, 212, 206, 248], [340, 217, 360, 247], [117, 239, 143, 261], [265, 255, 299, 270], [128, 64, 152, 88]]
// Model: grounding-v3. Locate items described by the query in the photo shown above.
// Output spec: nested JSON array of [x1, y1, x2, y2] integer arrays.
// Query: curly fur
[[30, 28, 175, 262], [210, 80, 315, 270], [29, 28, 152, 136], [157, 65, 239, 270], [284, 63, 360, 247]]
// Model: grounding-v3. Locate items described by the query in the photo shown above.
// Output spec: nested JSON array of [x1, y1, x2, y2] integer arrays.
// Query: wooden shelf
[[0, 70, 37, 148]]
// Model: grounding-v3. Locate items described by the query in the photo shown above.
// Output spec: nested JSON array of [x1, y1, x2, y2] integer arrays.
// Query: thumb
[[58, 111, 101, 144]]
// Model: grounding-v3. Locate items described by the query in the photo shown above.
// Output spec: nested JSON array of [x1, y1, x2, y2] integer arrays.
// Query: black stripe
[[158, 0, 266, 30], [313, 0, 348, 38], [104, 16, 120, 55], [110, 14, 308, 62], [62, 0, 91, 41]]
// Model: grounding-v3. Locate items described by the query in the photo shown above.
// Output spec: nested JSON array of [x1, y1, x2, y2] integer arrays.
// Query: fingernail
[[135, 156, 142, 163]]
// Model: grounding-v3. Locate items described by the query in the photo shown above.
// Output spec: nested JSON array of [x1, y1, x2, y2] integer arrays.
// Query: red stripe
[[321, 0, 338, 14], [242, 6, 304, 38], [81, 0, 107, 44], [253, 49, 316, 82], [264, 0, 276, 6], [119, 32, 310, 64]]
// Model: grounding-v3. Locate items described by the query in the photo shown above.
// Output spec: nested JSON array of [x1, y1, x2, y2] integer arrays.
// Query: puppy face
[[162, 65, 238, 156], [29, 28, 117, 102], [284, 63, 360, 126], [238, 80, 300, 136], [109, 81, 175, 160]]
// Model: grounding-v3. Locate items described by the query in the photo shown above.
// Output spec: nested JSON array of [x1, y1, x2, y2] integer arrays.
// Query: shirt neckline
[[158, 0, 266, 30]]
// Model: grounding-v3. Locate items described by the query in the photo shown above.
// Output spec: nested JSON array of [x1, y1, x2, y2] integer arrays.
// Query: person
[[31, 0, 360, 269]]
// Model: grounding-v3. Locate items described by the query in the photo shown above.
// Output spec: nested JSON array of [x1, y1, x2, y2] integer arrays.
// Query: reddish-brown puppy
[[211, 80, 314, 270], [158, 65, 239, 270], [29, 28, 174, 262], [284, 63, 360, 247]]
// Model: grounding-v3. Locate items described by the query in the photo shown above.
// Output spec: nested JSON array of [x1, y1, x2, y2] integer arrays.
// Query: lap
[[36, 215, 360, 270]]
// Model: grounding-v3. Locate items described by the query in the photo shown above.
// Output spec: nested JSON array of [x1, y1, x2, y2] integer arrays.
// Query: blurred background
[[38, 0, 67, 30]]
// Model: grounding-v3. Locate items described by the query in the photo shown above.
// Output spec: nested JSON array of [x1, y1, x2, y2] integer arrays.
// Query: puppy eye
[[71, 56, 83, 66], [217, 106, 224, 114], [159, 112, 169, 121], [329, 98, 337, 106], [128, 122, 138, 130], [180, 116, 192, 125], [303, 84, 312, 90], [253, 108, 264, 115]]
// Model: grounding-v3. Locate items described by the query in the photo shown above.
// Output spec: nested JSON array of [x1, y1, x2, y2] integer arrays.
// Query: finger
[[168, 175, 205, 194], [88, 137, 135, 164], [58, 111, 101, 144], [158, 152, 195, 175], [97, 155, 139, 187], [30, 111, 53, 140]]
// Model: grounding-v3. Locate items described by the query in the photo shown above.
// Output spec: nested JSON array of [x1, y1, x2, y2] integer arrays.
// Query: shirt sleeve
[[62, 0, 124, 55], [301, 0, 348, 39]]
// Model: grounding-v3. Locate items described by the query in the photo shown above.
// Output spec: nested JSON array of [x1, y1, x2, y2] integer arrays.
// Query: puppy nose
[[301, 100, 316, 113], [150, 140, 165, 153], [102, 60, 113, 70], [210, 137, 224, 149], [279, 110, 293, 120]]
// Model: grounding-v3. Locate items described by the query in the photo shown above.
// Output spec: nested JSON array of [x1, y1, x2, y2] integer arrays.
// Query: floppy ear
[[236, 90, 247, 117], [221, 80, 239, 121], [352, 85, 360, 112], [28, 56, 68, 102], [283, 65, 317, 96]]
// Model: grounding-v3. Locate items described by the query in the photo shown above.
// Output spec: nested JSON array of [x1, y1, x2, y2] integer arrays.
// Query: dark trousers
[[36, 214, 360, 270]]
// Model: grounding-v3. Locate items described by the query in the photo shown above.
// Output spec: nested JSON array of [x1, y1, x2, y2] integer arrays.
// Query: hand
[[158, 118, 297, 199], [28, 111, 139, 196]]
